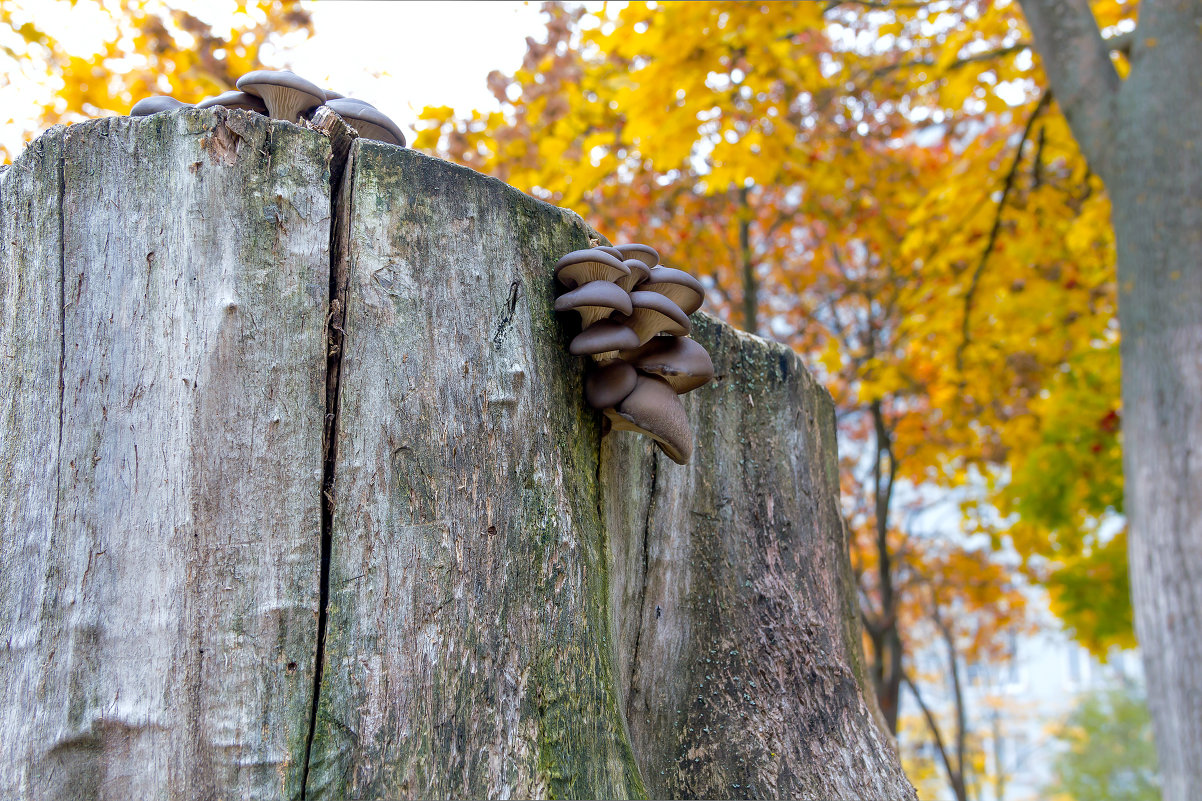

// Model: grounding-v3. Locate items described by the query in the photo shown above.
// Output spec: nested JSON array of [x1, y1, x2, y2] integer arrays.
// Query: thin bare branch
[[955, 90, 1053, 374]]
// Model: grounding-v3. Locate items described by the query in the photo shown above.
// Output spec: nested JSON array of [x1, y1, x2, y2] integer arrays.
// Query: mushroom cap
[[196, 90, 268, 113], [324, 98, 405, 146], [569, 319, 641, 357], [620, 290, 691, 344], [605, 374, 694, 464], [555, 280, 633, 328], [616, 257, 651, 293], [596, 245, 624, 260], [236, 69, 325, 122], [554, 248, 629, 288], [585, 361, 638, 409], [640, 266, 705, 314], [622, 336, 714, 394], [616, 243, 660, 270], [130, 96, 189, 116], [323, 89, 346, 100]]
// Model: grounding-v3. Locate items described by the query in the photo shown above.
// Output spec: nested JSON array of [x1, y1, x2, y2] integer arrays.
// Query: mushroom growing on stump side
[[620, 290, 691, 345], [616, 242, 660, 270], [616, 258, 651, 293], [130, 96, 191, 116], [324, 98, 406, 146], [640, 266, 705, 315], [569, 320, 641, 361], [554, 280, 633, 329], [622, 335, 714, 394], [554, 248, 629, 288], [585, 361, 639, 410], [236, 69, 325, 122], [197, 91, 269, 114], [605, 374, 694, 465], [552, 239, 714, 465]]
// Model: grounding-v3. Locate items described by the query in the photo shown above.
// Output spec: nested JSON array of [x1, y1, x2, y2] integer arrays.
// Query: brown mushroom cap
[[620, 290, 691, 344], [197, 90, 268, 114], [555, 280, 633, 328], [569, 319, 641, 358], [616, 258, 651, 293], [616, 243, 660, 270], [585, 361, 638, 409], [640, 266, 705, 314], [325, 98, 406, 146], [130, 96, 190, 116], [554, 248, 629, 288], [621, 336, 714, 394], [236, 69, 325, 122], [605, 374, 694, 464]]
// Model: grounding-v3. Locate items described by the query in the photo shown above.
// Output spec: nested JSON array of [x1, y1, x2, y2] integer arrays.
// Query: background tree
[[0, 0, 312, 162], [1013, 2, 1202, 797], [1044, 685, 1160, 801]]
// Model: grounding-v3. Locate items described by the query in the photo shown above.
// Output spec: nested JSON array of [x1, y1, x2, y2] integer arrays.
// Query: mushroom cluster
[[128, 70, 406, 146], [555, 243, 713, 465]]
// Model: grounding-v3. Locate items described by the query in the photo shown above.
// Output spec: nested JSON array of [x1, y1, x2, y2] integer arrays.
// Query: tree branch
[[955, 90, 1052, 374], [902, 670, 963, 798], [1016, 0, 1120, 175]]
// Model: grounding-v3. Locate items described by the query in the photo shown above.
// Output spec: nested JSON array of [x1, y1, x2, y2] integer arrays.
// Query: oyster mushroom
[[616, 258, 651, 293], [605, 374, 694, 464], [555, 280, 633, 328], [640, 266, 705, 315], [324, 98, 406, 146], [585, 361, 638, 409], [622, 336, 714, 394], [197, 90, 268, 114], [236, 69, 325, 122], [554, 248, 629, 288], [130, 96, 190, 116], [615, 242, 659, 270], [619, 290, 691, 345], [569, 319, 641, 361]]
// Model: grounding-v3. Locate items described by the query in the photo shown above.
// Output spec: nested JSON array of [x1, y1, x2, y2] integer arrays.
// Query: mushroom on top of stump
[[236, 69, 326, 122], [130, 96, 191, 116], [197, 91, 269, 114], [324, 98, 407, 146]]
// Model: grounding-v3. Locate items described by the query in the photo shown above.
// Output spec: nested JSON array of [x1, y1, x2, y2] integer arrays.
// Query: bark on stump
[[0, 110, 914, 800]]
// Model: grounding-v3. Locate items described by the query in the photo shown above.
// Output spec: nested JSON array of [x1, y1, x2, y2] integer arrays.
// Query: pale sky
[[1, 0, 551, 156]]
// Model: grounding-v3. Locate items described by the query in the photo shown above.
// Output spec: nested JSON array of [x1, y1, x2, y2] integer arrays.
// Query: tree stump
[[0, 110, 914, 800]]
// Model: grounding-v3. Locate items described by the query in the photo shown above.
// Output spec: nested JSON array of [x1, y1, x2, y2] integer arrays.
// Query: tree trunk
[[0, 110, 913, 800], [1018, 3, 1202, 798]]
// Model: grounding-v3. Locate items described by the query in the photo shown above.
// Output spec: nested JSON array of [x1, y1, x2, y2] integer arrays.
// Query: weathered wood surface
[[0, 110, 328, 799], [305, 142, 643, 799], [0, 115, 913, 799], [605, 316, 913, 799]]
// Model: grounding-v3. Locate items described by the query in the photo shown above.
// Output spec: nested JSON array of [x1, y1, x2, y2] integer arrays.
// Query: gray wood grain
[[2, 118, 912, 800], [306, 143, 644, 800], [0, 110, 328, 800], [605, 316, 915, 799]]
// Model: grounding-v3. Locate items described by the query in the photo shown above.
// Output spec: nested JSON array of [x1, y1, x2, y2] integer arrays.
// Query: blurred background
[[0, 1, 1153, 799]]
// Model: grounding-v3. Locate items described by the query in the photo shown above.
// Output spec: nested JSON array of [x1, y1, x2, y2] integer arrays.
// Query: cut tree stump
[[0, 110, 914, 800]]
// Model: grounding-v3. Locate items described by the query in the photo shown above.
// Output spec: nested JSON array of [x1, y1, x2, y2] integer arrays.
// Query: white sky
[[282, 1, 548, 143], [2, 0, 550, 157]]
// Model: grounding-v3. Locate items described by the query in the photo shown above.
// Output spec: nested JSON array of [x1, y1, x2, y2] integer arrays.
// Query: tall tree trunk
[[0, 110, 913, 800], [1018, 3, 1202, 798]]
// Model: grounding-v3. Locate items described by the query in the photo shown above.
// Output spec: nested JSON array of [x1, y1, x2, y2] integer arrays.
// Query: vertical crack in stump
[[55, 135, 67, 566], [300, 110, 357, 800], [626, 452, 658, 717]]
